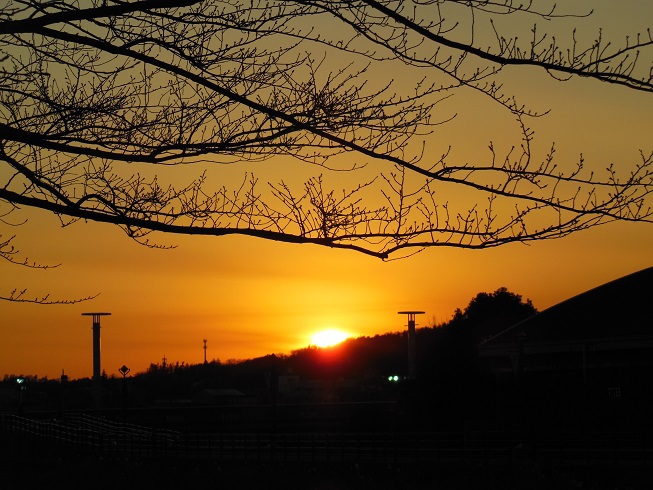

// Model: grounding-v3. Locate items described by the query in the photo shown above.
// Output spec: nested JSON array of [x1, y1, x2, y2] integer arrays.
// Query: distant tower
[[162, 355, 167, 369], [203, 339, 208, 364], [81, 312, 111, 410], [398, 311, 425, 380]]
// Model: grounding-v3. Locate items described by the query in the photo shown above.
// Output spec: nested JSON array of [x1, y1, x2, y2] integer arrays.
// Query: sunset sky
[[2, 1, 653, 380]]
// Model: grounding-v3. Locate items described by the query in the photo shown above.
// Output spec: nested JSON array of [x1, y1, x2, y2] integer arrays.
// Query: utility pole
[[203, 339, 208, 364]]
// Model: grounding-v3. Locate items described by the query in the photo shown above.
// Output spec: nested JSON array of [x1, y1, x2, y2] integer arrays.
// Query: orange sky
[[2, 2, 653, 380]]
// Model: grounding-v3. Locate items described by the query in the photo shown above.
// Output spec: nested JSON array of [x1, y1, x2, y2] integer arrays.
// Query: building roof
[[480, 267, 653, 347]]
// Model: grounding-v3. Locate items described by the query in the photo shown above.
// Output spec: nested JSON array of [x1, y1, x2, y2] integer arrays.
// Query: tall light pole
[[82, 312, 111, 410], [398, 311, 425, 380]]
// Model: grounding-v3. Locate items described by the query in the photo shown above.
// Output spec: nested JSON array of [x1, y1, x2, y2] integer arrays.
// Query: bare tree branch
[[1, 0, 652, 301]]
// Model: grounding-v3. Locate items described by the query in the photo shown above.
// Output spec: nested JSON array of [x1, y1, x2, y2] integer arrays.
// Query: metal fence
[[2, 413, 652, 466]]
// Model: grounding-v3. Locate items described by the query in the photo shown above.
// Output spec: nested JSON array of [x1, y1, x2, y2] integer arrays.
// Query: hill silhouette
[[1, 288, 536, 428]]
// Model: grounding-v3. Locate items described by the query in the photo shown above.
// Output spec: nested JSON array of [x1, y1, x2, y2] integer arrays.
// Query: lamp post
[[119, 365, 130, 413], [398, 311, 425, 380], [16, 377, 26, 415], [82, 312, 111, 411]]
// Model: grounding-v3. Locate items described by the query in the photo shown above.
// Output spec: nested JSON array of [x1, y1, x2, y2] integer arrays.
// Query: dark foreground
[[3, 415, 653, 489], [2, 454, 651, 490]]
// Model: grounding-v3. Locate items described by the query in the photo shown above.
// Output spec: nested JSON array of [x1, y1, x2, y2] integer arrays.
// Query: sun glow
[[311, 329, 350, 348]]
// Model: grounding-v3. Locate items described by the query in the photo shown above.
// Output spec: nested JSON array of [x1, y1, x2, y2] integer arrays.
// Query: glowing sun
[[311, 329, 350, 348]]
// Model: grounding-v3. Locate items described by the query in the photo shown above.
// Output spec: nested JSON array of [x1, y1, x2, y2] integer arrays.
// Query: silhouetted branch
[[1, 0, 652, 298], [0, 234, 59, 269], [0, 288, 98, 305]]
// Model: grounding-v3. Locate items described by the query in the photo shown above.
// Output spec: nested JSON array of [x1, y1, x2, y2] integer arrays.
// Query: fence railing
[[1, 413, 652, 465]]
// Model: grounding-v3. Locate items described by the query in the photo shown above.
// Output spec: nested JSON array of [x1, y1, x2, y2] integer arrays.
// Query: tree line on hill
[[1, 288, 536, 417]]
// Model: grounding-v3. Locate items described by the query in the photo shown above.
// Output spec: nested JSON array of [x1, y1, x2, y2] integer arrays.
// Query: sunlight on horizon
[[310, 329, 352, 348]]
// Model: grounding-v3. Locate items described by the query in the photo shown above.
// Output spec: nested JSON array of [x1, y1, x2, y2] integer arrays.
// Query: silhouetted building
[[191, 388, 250, 405], [479, 267, 653, 427]]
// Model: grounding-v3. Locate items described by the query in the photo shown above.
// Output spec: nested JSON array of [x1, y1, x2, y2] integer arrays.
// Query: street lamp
[[118, 365, 130, 412], [398, 311, 425, 380], [16, 377, 26, 415], [81, 312, 111, 411]]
